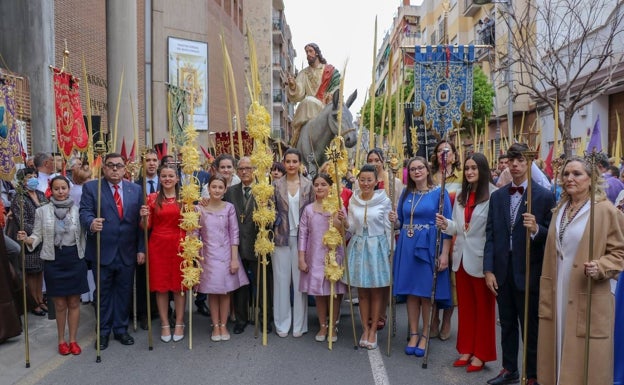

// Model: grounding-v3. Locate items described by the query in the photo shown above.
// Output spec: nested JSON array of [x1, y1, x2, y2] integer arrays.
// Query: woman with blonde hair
[[537, 156, 624, 385]]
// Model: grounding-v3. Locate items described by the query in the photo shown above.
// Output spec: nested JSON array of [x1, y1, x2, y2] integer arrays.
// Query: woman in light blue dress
[[345, 164, 392, 350]]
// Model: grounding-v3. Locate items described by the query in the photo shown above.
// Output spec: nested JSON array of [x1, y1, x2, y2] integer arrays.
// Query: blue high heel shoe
[[414, 335, 427, 357], [405, 333, 419, 355]]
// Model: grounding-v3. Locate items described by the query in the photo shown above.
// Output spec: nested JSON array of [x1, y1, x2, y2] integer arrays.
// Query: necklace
[[406, 189, 427, 237], [558, 199, 589, 246]]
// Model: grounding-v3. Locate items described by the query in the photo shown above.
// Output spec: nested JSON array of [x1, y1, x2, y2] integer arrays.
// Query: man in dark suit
[[80, 153, 145, 349], [134, 149, 160, 329], [483, 143, 555, 385], [224, 157, 272, 334]]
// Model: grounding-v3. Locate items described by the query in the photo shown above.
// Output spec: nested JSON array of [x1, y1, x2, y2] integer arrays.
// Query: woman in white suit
[[436, 153, 497, 373]]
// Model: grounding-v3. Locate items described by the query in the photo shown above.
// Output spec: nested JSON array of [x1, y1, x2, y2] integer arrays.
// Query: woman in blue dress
[[389, 156, 452, 357]]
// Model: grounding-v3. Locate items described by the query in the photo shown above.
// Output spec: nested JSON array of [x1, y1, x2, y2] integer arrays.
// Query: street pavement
[[1, 298, 507, 385]]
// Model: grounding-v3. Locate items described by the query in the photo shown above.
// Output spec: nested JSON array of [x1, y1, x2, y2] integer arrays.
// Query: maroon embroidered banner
[[215, 131, 253, 157], [53, 68, 88, 158]]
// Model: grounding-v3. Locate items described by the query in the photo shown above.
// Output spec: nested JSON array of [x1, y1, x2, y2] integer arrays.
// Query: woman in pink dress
[[140, 164, 186, 343], [298, 173, 347, 342], [197, 174, 249, 342]]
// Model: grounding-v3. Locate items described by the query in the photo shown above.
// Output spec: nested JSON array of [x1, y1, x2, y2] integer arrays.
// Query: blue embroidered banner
[[414, 45, 474, 138]]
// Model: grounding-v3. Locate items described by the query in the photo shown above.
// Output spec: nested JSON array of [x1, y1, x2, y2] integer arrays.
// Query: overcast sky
[[282, 0, 420, 117]]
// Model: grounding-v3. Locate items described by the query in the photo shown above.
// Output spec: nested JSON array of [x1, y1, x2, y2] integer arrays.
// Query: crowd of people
[[1, 141, 624, 385]]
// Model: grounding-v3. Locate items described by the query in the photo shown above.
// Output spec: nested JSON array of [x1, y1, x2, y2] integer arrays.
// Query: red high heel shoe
[[69, 342, 82, 355], [58, 342, 71, 356]]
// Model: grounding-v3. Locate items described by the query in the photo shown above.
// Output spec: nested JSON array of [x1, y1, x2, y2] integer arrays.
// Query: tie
[[148, 180, 155, 194], [243, 186, 251, 202], [509, 186, 524, 195], [113, 184, 123, 218]]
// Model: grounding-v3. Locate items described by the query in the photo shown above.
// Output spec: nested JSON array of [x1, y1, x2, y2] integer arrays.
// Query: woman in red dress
[[140, 164, 185, 343]]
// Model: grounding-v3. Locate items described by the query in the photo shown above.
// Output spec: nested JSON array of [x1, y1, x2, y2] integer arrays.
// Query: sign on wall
[[168, 37, 208, 131]]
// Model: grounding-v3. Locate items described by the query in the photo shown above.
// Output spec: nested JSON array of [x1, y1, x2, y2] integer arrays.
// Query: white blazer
[[27, 203, 85, 261], [443, 184, 497, 277]]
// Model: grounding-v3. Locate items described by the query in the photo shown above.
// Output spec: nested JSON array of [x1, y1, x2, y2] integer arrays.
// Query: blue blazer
[[483, 180, 554, 292], [80, 179, 145, 266]]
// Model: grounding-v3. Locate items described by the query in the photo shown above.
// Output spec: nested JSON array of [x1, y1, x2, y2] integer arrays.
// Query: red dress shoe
[[467, 363, 485, 372], [58, 342, 71, 355], [453, 358, 471, 367], [69, 342, 82, 355]]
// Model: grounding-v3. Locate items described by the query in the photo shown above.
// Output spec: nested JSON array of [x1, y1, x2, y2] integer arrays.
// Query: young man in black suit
[[483, 143, 555, 385]]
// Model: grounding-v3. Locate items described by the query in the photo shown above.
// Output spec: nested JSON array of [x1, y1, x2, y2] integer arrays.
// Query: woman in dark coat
[[10, 167, 48, 316]]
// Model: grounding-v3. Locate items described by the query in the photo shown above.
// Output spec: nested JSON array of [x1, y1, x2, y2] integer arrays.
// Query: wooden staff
[[583, 150, 598, 385], [253, 253, 260, 339], [386, 149, 400, 357], [141, 153, 153, 350], [422, 148, 449, 369], [520, 149, 537, 385], [17, 186, 30, 368]]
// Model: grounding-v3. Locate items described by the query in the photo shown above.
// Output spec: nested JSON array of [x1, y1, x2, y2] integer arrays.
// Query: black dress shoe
[[196, 302, 210, 317], [233, 323, 247, 334], [487, 369, 519, 385], [113, 333, 135, 345], [95, 335, 109, 350]]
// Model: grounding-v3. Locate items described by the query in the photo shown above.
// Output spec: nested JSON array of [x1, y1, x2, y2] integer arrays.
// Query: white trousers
[[272, 237, 308, 335]]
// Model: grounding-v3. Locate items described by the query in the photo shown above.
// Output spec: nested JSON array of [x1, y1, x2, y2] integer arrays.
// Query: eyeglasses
[[409, 166, 427, 172], [105, 163, 125, 169], [238, 167, 254, 172]]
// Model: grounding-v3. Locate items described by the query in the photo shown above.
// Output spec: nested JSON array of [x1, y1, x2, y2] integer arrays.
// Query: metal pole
[[386, 150, 399, 357], [18, 188, 30, 368], [141, 154, 153, 351], [521, 149, 537, 385], [506, 0, 514, 142], [583, 151, 598, 385]]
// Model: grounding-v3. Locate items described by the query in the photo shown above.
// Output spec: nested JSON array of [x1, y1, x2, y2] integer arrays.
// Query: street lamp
[[471, 0, 515, 146]]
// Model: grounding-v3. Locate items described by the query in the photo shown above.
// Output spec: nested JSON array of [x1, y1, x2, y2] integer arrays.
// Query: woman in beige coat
[[537, 156, 624, 385]]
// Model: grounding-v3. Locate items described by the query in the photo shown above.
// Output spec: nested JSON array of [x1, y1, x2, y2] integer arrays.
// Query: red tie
[[113, 184, 123, 218]]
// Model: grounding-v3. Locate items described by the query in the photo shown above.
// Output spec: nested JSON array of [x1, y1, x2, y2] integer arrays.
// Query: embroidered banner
[[414, 45, 475, 138], [215, 131, 253, 157], [0, 81, 22, 181], [53, 68, 88, 158]]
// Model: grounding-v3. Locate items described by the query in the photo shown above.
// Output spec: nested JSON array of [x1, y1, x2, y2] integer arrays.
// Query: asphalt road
[[2, 297, 507, 385]]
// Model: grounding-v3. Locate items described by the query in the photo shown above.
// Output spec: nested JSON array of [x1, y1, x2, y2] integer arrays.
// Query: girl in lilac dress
[[197, 174, 249, 342], [298, 173, 347, 342]]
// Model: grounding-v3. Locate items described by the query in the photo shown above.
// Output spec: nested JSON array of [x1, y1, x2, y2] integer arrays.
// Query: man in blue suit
[[483, 143, 555, 385], [80, 153, 145, 350]]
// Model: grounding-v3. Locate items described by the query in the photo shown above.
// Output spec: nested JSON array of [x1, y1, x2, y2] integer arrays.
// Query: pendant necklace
[[558, 199, 588, 247], [406, 189, 426, 238]]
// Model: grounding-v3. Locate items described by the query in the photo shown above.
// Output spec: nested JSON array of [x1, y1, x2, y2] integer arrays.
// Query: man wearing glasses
[[80, 153, 145, 350], [224, 157, 272, 334]]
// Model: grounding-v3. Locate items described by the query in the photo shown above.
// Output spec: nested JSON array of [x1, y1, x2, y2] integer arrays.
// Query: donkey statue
[[295, 89, 357, 176]]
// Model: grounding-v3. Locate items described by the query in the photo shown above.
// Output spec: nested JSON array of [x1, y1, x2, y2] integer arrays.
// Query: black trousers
[[233, 259, 273, 325], [496, 261, 539, 379]]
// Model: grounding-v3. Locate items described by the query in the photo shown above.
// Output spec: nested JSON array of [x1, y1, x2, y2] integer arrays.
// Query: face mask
[[26, 177, 39, 191]]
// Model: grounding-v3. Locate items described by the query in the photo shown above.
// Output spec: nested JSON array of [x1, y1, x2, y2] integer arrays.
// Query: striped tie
[[113, 184, 123, 218]]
